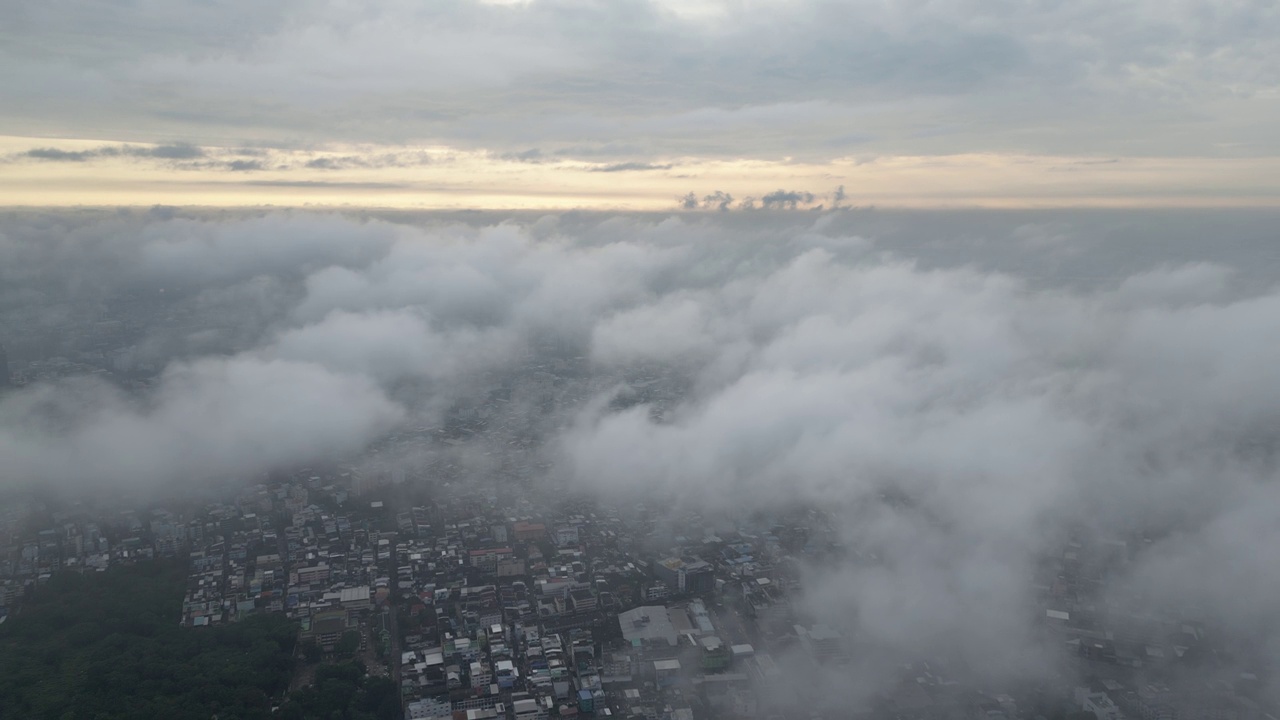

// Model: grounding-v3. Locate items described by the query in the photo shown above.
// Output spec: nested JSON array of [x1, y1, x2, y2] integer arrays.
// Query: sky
[[2, 0, 1279, 208]]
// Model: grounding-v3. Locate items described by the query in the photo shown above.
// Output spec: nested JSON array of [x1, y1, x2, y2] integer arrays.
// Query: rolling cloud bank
[[1, 209, 1279, 706]]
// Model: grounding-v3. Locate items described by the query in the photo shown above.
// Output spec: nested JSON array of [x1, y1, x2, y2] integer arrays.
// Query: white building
[[294, 563, 330, 585], [340, 585, 372, 611], [555, 526, 580, 547], [618, 606, 678, 646], [513, 698, 547, 720], [407, 697, 451, 719]]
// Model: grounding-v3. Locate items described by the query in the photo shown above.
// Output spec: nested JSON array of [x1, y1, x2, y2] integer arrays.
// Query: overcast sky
[[2, 0, 1278, 208]]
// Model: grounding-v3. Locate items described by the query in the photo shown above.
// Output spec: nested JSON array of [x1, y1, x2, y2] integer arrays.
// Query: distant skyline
[[3, 0, 1279, 209]]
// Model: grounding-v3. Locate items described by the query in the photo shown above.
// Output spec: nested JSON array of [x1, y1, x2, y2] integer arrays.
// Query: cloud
[[267, 308, 519, 388], [305, 157, 344, 170], [0, 356, 403, 488], [556, 244, 1280, 688], [15, 142, 206, 162], [4, 208, 1280, 703], [23, 147, 96, 162], [500, 148, 545, 163], [132, 211, 400, 286], [706, 190, 734, 211], [244, 180, 407, 188], [303, 152, 434, 170], [760, 189, 817, 209], [588, 162, 674, 172], [3, 1, 1276, 159], [590, 296, 721, 367], [142, 143, 204, 159]]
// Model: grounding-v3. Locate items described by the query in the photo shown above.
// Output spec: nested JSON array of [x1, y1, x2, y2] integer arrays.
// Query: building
[[307, 608, 349, 651], [496, 557, 526, 577], [1075, 687, 1124, 720], [743, 578, 789, 627], [644, 583, 669, 602], [469, 547, 514, 572], [655, 557, 715, 595], [340, 586, 372, 611], [513, 522, 547, 543], [495, 659, 519, 689], [654, 659, 682, 687], [0, 344, 10, 388], [797, 624, 845, 661], [406, 697, 451, 719], [618, 606, 678, 646], [512, 697, 547, 720], [679, 559, 715, 594], [555, 526, 580, 547], [568, 588, 597, 612], [686, 599, 716, 635], [294, 563, 330, 585], [700, 636, 731, 670]]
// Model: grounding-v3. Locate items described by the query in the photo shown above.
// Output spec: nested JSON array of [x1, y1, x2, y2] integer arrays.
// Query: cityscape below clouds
[[2, 207, 1280, 719], [2, 1, 1279, 720]]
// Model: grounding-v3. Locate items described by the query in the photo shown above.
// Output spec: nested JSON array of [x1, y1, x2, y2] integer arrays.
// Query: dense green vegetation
[[0, 561, 297, 720], [278, 661, 400, 720]]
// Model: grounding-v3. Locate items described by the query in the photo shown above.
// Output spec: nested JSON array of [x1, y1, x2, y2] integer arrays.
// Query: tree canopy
[[277, 661, 400, 720], [0, 561, 297, 720]]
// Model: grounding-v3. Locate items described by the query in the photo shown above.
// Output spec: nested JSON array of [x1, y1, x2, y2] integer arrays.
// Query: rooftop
[[618, 606, 678, 646]]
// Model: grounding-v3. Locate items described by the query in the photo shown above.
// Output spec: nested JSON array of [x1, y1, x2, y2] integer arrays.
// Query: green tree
[[0, 561, 298, 720], [336, 630, 361, 658]]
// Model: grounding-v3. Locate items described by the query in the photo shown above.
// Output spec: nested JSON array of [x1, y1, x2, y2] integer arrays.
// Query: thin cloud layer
[[19, 143, 205, 161]]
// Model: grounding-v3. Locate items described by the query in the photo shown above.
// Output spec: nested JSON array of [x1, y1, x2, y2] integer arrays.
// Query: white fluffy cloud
[[0, 356, 403, 488], [269, 309, 519, 385], [4, 208, 1280, 696]]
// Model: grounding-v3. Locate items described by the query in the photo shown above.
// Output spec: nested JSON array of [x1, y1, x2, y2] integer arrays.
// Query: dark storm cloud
[[226, 159, 263, 171]]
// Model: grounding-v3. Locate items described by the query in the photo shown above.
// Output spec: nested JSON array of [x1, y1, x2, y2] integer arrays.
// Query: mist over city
[[1, 206, 1278, 719]]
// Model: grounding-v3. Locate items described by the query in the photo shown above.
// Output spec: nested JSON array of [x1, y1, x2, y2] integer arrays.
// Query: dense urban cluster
[[3, 457, 1271, 720]]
